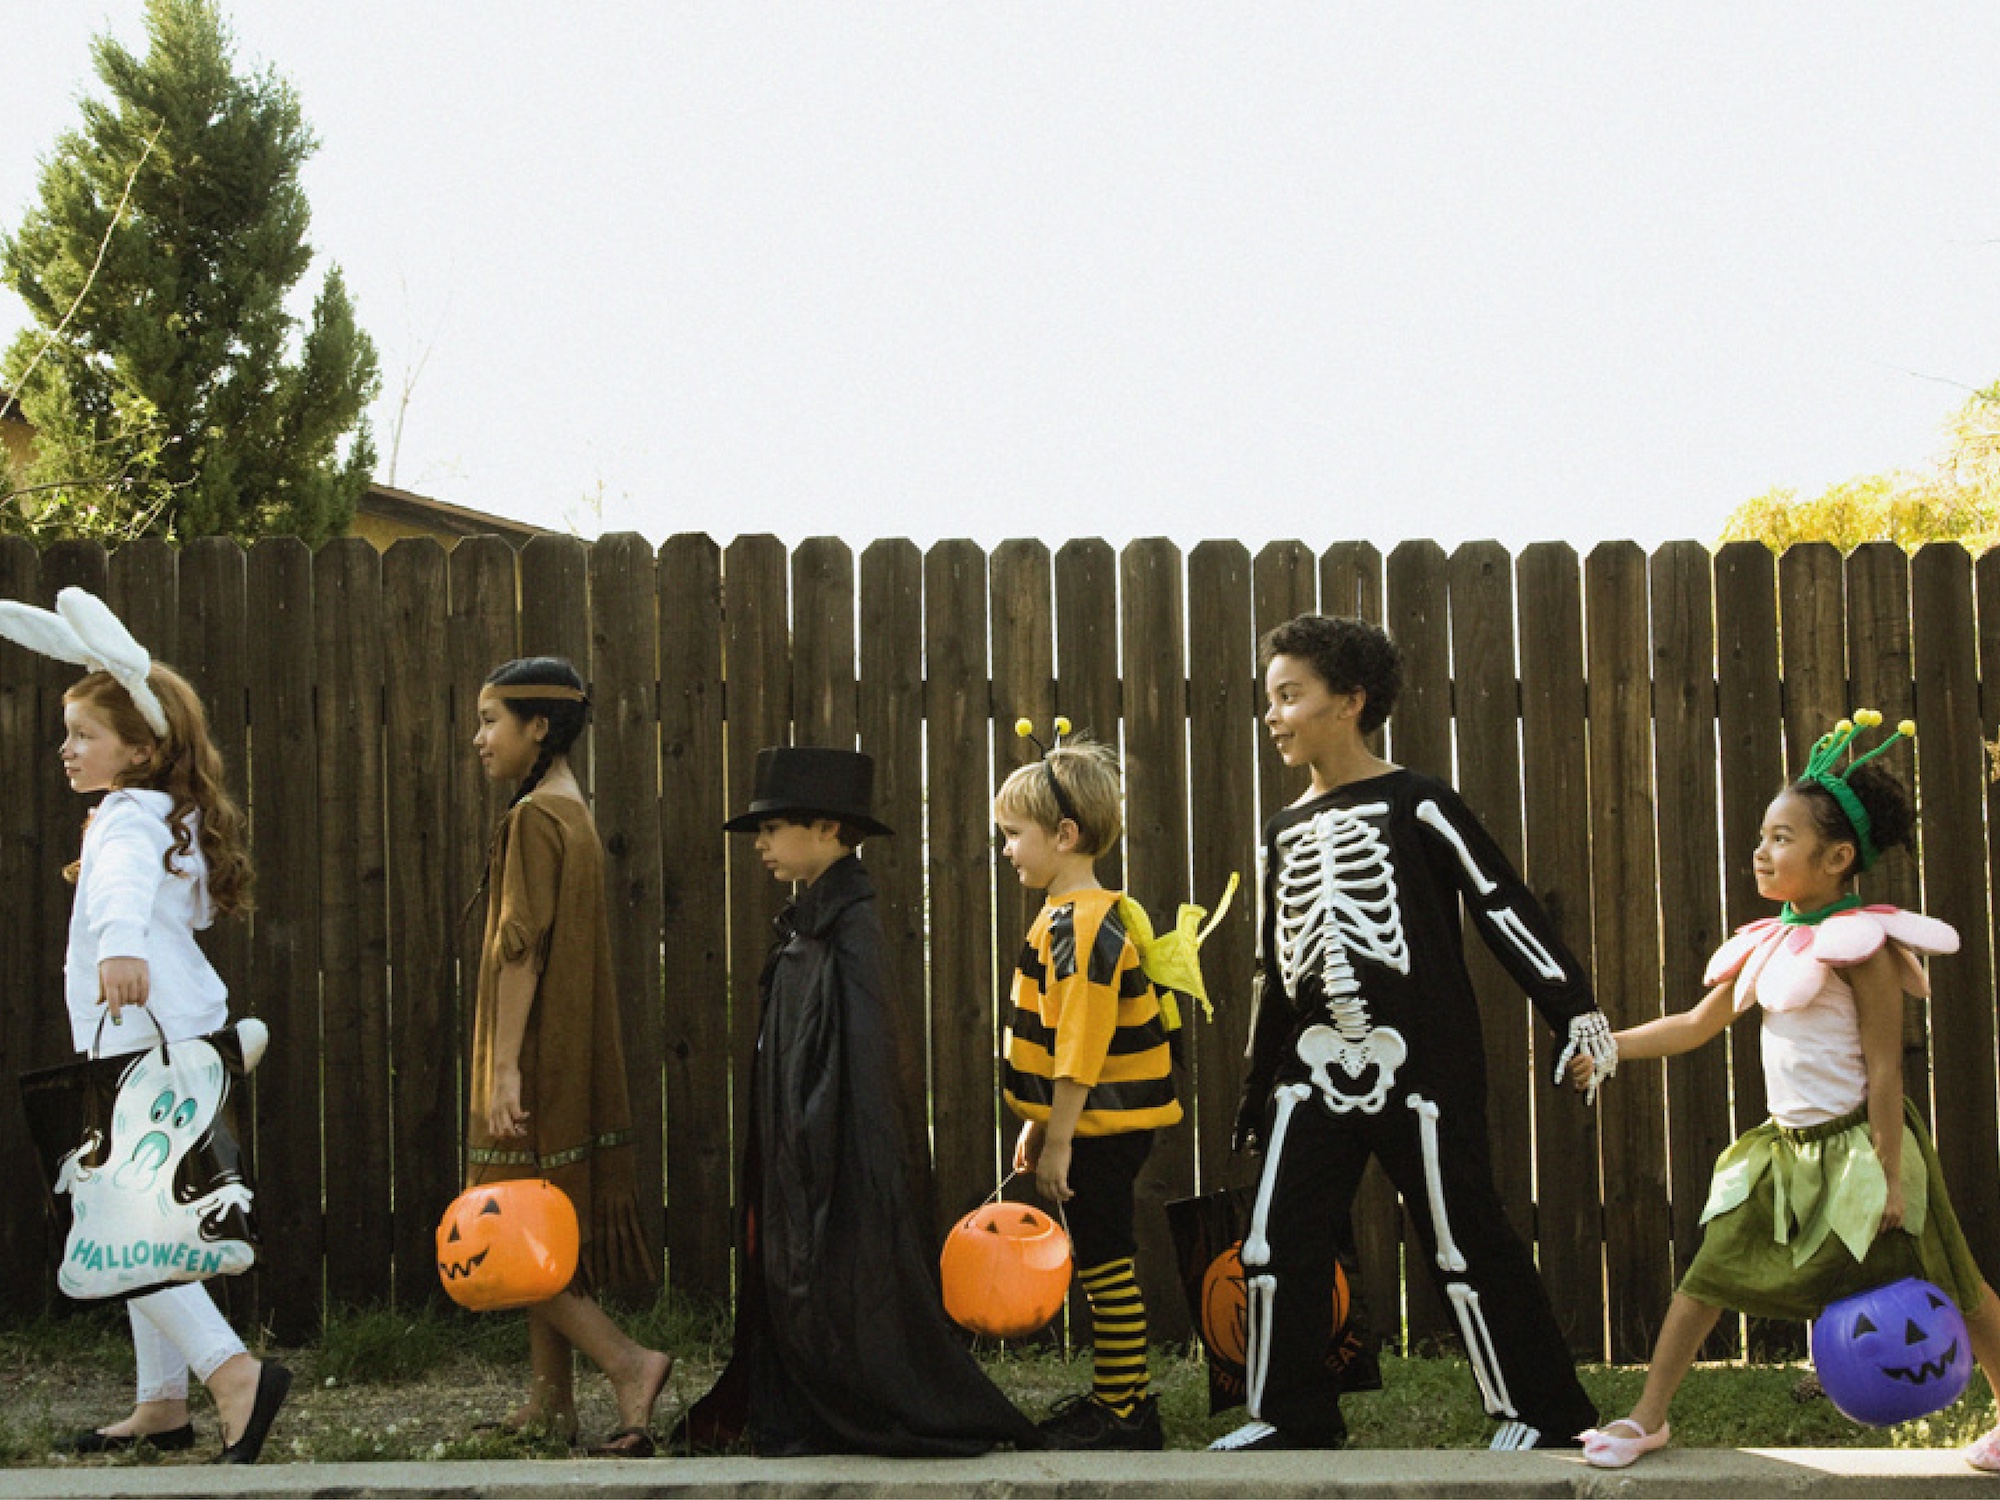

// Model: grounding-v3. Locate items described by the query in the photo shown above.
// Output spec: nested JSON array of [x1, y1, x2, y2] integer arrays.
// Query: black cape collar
[[778, 853, 871, 942]]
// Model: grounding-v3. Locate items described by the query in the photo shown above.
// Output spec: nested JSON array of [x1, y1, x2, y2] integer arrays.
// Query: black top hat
[[723, 746, 894, 838]]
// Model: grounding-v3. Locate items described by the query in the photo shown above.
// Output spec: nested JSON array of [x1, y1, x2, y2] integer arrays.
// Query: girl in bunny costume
[[0, 588, 289, 1464], [1571, 713, 2000, 1472]]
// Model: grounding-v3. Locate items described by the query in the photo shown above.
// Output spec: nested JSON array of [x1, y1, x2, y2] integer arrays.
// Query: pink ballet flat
[[1965, 1423, 2000, 1472], [1578, 1417, 1669, 1469]]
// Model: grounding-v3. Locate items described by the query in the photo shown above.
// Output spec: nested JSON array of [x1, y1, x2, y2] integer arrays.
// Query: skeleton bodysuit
[[1227, 770, 1602, 1451]]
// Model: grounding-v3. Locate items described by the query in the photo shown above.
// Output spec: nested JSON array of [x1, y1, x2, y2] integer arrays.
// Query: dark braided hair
[[485, 656, 590, 808], [1786, 760, 1916, 876]]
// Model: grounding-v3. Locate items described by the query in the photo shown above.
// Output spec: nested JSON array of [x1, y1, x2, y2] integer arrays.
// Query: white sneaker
[[1208, 1420, 1281, 1451]]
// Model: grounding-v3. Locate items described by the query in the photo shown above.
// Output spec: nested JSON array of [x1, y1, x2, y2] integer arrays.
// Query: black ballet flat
[[218, 1361, 292, 1465], [62, 1423, 196, 1454]]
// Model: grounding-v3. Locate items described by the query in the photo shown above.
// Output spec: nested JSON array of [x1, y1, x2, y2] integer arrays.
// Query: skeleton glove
[[1553, 1010, 1617, 1105], [1231, 1082, 1271, 1155]]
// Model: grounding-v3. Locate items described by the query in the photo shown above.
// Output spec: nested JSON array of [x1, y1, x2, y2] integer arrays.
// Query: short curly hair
[[1786, 760, 1916, 875], [1257, 615, 1402, 736]]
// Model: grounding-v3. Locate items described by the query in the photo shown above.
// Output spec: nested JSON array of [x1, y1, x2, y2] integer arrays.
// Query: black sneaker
[[1036, 1393, 1164, 1451]]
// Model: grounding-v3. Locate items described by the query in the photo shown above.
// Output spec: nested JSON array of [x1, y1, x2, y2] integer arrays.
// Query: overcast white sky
[[4, 3, 1998, 553]]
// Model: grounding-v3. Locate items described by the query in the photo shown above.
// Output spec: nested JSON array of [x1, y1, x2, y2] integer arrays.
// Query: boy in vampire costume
[[677, 747, 1039, 1456], [1212, 616, 1614, 1453]]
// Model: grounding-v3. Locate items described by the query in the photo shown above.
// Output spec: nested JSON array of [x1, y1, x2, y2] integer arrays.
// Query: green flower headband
[[1800, 708, 1914, 871]]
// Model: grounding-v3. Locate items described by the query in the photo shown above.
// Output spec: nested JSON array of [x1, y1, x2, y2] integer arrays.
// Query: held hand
[[1013, 1119, 1045, 1175], [1880, 1180, 1906, 1234], [488, 1064, 530, 1141], [1231, 1087, 1268, 1155], [1566, 1054, 1594, 1089], [97, 957, 150, 1020], [1035, 1136, 1074, 1204]]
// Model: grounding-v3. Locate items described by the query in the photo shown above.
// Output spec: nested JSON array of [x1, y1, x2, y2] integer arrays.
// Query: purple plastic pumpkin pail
[[1810, 1277, 1972, 1427]]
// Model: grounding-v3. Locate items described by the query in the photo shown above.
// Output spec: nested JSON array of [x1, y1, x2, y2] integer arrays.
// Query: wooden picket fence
[[2, 532, 1997, 1367]]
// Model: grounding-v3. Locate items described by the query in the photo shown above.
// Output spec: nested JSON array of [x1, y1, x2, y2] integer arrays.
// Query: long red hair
[[63, 666, 253, 918]]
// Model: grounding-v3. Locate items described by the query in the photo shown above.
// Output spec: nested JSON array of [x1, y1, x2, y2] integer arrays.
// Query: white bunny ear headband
[[0, 588, 169, 737]]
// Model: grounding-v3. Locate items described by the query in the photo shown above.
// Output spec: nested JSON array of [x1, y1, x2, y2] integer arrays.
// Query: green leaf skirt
[[1678, 1098, 1985, 1322]]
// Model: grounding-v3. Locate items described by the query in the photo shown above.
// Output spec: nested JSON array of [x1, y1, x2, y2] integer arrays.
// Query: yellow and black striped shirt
[[1002, 888, 1182, 1136]]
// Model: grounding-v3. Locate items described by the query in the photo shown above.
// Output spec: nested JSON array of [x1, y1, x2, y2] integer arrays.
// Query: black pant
[[1256, 1088, 1597, 1443], [1063, 1131, 1154, 1267]]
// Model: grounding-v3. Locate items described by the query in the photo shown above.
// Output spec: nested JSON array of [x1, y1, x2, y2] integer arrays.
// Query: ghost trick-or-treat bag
[[17, 1013, 267, 1300]]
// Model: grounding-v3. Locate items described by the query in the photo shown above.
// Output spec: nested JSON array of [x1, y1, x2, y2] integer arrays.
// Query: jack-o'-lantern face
[[1849, 1286, 1962, 1386], [1810, 1276, 1973, 1428], [435, 1181, 579, 1312], [940, 1202, 1072, 1339]]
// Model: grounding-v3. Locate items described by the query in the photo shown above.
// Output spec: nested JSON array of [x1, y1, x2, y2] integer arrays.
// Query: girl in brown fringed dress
[[467, 656, 673, 1458]]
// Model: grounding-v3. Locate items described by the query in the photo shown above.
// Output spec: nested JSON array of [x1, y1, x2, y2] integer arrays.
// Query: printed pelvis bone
[[1295, 1012, 1407, 1114]]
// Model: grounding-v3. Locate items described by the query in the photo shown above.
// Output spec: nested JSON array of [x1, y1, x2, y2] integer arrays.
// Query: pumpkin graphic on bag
[[1810, 1276, 1972, 1427], [940, 1202, 1072, 1338], [1199, 1240, 1349, 1367], [436, 1180, 579, 1311]]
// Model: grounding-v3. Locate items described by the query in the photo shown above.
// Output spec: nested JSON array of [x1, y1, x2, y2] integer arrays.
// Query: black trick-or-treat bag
[[1166, 1184, 1382, 1415], [17, 1013, 267, 1301]]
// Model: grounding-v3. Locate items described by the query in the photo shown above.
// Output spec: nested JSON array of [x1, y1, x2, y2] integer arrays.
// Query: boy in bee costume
[[1214, 615, 1612, 1452], [996, 725, 1189, 1450]]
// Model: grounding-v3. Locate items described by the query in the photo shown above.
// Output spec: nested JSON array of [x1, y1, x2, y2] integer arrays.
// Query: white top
[[1758, 976, 1867, 1126], [64, 788, 228, 1055]]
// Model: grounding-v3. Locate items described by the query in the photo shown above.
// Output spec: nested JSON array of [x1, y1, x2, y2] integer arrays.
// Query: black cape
[[679, 854, 1039, 1456]]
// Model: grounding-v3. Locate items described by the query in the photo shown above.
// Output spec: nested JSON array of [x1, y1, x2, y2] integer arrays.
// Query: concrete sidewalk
[[2, 1450, 1998, 1499]]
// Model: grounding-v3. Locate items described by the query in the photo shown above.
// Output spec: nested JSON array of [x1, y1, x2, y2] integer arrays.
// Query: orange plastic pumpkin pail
[[940, 1202, 1072, 1339], [436, 1180, 580, 1311]]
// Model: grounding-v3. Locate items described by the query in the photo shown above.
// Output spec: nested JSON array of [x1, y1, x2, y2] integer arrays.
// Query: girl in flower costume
[[1569, 712, 2000, 1472]]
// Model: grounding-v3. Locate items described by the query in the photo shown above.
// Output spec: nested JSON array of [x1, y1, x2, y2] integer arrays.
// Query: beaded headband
[[486, 683, 588, 703], [1014, 716, 1081, 830], [1799, 708, 1914, 872]]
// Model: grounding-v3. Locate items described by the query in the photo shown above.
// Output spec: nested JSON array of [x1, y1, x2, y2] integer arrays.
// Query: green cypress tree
[[2, 0, 380, 544]]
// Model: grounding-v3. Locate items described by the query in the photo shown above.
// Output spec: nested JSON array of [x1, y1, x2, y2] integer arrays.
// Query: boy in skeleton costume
[[1213, 615, 1613, 1453]]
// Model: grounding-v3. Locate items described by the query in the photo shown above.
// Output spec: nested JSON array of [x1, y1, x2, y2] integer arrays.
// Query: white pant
[[128, 1283, 245, 1403]]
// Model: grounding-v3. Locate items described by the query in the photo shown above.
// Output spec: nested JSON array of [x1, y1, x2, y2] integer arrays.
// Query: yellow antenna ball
[[1054, 716, 1073, 737], [1835, 719, 1854, 735], [1857, 709, 1883, 728], [1898, 719, 1917, 738], [1014, 718, 1034, 739]]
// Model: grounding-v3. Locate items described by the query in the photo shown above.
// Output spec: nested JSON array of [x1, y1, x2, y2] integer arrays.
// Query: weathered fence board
[[925, 539, 999, 1230], [591, 534, 668, 1275], [658, 534, 730, 1298], [1122, 538, 1194, 1342], [1516, 542, 1602, 1358], [246, 539, 323, 1339], [315, 539, 392, 1311], [1918, 545, 2000, 1275], [1585, 541, 1672, 1363], [1650, 541, 1731, 1348], [382, 539, 459, 1307], [0, 537, 50, 1320], [857, 539, 933, 1233]]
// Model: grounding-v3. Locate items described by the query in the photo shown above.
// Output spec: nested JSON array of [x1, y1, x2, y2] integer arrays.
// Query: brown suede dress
[[466, 794, 655, 1295]]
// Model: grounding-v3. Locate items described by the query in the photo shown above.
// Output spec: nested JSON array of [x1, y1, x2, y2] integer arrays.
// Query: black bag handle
[[89, 1002, 168, 1061]]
